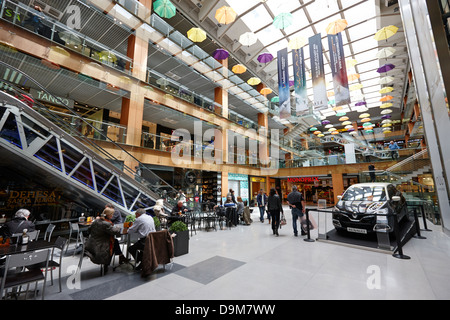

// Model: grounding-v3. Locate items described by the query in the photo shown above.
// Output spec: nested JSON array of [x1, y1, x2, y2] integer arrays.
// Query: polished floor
[[37, 206, 450, 300]]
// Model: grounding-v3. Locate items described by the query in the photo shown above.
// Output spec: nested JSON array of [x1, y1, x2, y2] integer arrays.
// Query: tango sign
[[288, 177, 319, 183]]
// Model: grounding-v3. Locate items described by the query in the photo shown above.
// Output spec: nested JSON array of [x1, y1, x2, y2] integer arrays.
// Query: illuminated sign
[[287, 177, 320, 183]]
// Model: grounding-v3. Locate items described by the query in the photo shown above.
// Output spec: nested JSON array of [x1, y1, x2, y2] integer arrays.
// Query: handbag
[[280, 213, 287, 226]]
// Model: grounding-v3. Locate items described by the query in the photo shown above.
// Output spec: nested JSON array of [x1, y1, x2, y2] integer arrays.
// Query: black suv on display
[[332, 183, 408, 234]]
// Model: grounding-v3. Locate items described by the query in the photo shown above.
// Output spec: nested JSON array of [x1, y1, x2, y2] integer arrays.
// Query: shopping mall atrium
[[0, 0, 449, 302]]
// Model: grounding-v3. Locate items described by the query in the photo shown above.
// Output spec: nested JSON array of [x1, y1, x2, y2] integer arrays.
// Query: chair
[[27, 236, 68, 292], [43, 224, 56, 242], [11, 230, 40, 242], [0, 249, 51, 300], [65, 222, 82, 254]]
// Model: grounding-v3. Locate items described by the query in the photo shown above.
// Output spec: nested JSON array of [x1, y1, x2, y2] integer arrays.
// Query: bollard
[[413, 208, 426, 240], [392, 213, 411, 260], [303, 209, 315, 243], [420, 204, 432, 232]]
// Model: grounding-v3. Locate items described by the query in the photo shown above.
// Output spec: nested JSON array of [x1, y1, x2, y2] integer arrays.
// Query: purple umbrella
[[355, 101, 367, 106], [381, 114, 392, 119], [377, 63, 395, 73], [213, 48, 229, 60], [289, 80, 295, 87], [322, 120, 331, 125], [257, 53, 274, 64]]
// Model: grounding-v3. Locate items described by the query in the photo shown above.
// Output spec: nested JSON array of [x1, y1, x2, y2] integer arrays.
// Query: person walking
[[286, 185, 306, 236], [389, 141, 400, 160], [257, 189, 268, 223], [368, 163, 376, 182], [267, 188, 283, 236]]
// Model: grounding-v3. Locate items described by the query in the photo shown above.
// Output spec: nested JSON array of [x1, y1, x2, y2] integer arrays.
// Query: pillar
[[332, 173, 344, 204]]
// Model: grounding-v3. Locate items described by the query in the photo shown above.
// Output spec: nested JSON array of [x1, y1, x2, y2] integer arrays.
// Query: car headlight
[[376, 208, 389, 223]]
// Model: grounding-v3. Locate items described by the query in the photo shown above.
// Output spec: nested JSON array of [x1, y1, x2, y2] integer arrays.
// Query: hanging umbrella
[[271, 96, 279, 103], [288, 36, 306, 50], [257, 53, 274, 64], [379, 76, 395, 85], [359, 113, 370, 118], [187, 28, 207, 42], [382, 114, 392, 119], [355, 101, 367, 106], [213, 48, 229, 60], [232, 64, 247, 74], [361, 118, 372, 123], [377, 63, 395, 73], [51, 46, 70, 57], [350, 83, 363, 91], [376, 47, 396, 59], [99, 50, 117, 63], [325, 19, 348, 35], [156, 77, 170, 86], [379, 86, 394, 94], [215, 6, 237, 25], [322, 120, 331, 125], [380, 103, 393, 109], [374, 25, 399, 41], [346, 59, 358, 68], [153, 0, 177, 19], [381, 109, 393, 114], [339, 116, 349, 122], [342, 121, 352, 126], [347, 74, 360, 81], [380, 95, 394, 102], [239, 32, 257, 47], [273, 13, 293, 30], [247, 77, 261, 86], [260, 87, 272, 95]]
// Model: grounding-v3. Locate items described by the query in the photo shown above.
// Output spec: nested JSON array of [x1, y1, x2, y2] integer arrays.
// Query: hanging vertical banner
[[277, 48, 291, 119], [309, 34, 327, 111], [328, 33, 351, 106], [344, 143, 356, 164], [292, 48, 309, 116]]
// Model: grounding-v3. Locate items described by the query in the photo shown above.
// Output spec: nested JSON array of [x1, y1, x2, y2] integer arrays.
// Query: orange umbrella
[[347, 74, 360, 81], [260, 87, 272, 95], [232, 64, 247, 74], [380, 95, 394, 102], [215, 6, 237, 25], [326, 19, 348, 35]]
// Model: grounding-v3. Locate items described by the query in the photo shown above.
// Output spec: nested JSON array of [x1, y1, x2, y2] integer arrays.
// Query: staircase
[[0, 63, 177, 215]]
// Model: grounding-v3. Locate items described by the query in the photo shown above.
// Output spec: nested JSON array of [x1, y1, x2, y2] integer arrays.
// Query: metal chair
[[65, 222, 82, 254], [0, 249, 51, 300], [27, 236, 68, 292], [11, 230, 40, 242], [43, 224, 56, 242]]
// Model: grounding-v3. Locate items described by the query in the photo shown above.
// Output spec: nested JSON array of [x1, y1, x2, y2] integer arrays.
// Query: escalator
[[0, 62, 177, 218]]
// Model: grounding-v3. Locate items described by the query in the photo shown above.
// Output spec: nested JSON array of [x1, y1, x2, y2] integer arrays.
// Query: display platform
[[318, 217, 417, 254]]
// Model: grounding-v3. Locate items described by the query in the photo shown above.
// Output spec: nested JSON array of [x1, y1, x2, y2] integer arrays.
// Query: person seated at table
[[85, 207, 129, 274], [214, 196, 237, 226], [105, 202, 123, 225], [126, 208, 156, 270], [0, 208, 36, 238], [171, 200, 189, 216], [236, 197, 245, 221]]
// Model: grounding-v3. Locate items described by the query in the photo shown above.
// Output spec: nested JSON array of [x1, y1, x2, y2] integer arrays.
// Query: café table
[[0, 239, 57, 256]]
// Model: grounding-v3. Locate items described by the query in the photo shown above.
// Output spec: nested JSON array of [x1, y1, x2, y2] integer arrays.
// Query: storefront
[[227, 173, 249, 205], [281, 175, 334, 205], [249, 176, 266, 206]]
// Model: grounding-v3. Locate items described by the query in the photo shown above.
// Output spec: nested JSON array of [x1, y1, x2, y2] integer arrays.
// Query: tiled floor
[[40, 206, 450, 300]]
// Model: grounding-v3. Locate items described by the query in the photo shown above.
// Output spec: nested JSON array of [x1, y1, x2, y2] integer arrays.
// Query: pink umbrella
[[213, 48, 229, 60], [257, 53, 274, 64]]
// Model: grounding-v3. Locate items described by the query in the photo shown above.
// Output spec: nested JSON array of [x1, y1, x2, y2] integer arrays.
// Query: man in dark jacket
[[287, 186, 306, 236], [0, 208, 35, 238], [256, 189, 268, 223]]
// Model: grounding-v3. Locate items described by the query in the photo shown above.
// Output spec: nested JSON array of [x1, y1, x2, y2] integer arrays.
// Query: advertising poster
[[327, 33, 351, 106], [308, 33, 327, 111], [292, 48, 309, 116], [344, 143, 356, 164], [277, 48, 291, 119]]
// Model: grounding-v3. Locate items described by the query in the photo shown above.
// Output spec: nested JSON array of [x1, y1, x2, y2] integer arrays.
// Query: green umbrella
[[271, 96, 279, 103], [153, 0, 177, 19], [273, 13, 293, 29]]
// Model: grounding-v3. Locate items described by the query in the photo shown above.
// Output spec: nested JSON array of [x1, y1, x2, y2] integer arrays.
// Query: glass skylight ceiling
[[225, 0, 403, 121]]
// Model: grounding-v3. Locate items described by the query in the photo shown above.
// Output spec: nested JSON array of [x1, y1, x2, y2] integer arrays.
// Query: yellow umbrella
[[379, 87, 394, 94], [346, 59, 358, 68], [288, 36, 307, 50], [215, 6, 237, 25], [232, 64, 247, 74], [374, 25, 399, 41], [350, 83, 363, 91], [347, 74, 360, 81], [187, 28, 207, 42], [380, 103, 393, 109], [99, 50, 117, 63], [359, 113, 370, 118], [247, 77, 261, 86], [51, 46, 70, 57], [325, 19, 348, 35], [260, 87, 272, 95]]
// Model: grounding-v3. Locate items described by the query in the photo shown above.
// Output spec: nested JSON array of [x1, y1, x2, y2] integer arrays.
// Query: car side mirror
[[392, 196, 401, 202], [337, 195, 342, 200]]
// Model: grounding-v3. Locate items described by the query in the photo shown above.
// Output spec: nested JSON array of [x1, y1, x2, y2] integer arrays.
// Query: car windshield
[[342, 186, 387, 202]]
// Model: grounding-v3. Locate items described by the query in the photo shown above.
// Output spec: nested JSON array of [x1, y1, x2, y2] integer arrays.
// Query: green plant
[[153, 216, 161, 229], [169, 221, 188, 233], [125, 214, 135, 223]]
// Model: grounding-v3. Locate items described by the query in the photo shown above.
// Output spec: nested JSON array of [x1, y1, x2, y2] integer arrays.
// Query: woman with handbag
[[267, 188, 283, 236]]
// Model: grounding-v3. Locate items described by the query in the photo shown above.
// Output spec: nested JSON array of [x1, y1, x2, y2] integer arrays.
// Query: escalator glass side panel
[[92, 161, 113, 194], [60, 141, 86, 176], [0, 113, 22, 149], [132, 192, 155, 211], [33, 136, 62, 171], [0, 105, 7, 120], [70, 157, 95, 190], [120, 180, 142, 211]]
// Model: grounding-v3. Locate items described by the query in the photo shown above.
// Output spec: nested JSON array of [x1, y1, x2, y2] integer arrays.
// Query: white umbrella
[[376, 47, 396, 59], [379, 76, 395, 85], [239, 32, 257, 47]]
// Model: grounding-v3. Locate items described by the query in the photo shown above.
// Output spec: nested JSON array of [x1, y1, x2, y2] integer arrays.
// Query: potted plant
[[124, 214, 135, 228], [153, 216, 161, 231], [169, 220, 189, 256]]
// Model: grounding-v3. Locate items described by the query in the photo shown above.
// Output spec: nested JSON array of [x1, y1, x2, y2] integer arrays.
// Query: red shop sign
[[287, 177, 320, 183]]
